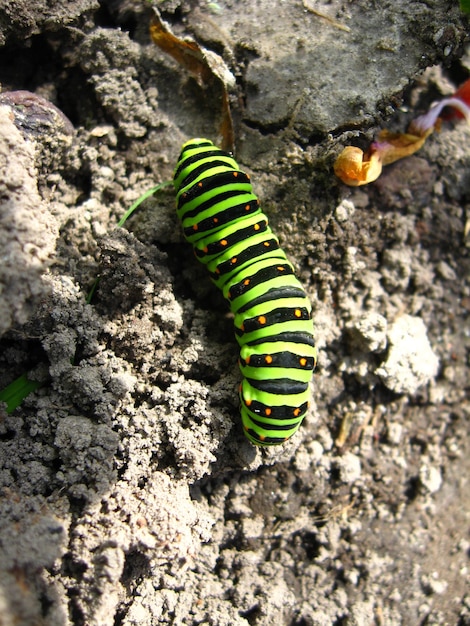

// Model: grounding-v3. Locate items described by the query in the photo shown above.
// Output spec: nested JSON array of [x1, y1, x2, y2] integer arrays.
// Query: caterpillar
[[173, 138, 317, 445]]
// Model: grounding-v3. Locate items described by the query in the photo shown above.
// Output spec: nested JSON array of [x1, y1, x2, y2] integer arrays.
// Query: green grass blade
[[117, 181, 172, 228], [0, 373, 43, 413]]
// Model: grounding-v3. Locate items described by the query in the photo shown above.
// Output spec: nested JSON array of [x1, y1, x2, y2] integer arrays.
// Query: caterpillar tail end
[[239, 403, 302, 447]]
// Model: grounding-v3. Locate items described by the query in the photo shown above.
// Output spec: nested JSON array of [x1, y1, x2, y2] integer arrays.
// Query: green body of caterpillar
[[174, 138, 317, 445]]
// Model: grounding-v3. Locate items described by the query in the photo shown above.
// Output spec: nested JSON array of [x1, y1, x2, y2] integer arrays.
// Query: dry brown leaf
[[150, 8, 235, 151]]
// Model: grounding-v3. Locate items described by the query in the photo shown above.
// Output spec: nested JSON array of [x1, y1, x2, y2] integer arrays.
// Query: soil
[[0, 1, 469, 625]]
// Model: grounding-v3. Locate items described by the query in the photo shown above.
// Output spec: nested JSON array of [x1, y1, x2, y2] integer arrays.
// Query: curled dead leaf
[[374, 128, 434, 165], [333, 146, 382, 186], [335, 78, 470, 186], [334, 127, 434, 186]]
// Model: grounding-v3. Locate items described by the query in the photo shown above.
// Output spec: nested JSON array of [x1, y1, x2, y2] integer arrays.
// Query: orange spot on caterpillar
[[258, 316, 266, 325], [243, 279, 250, 286], [203, 246, 208, 253], [245, 398, 252, 406], [277, 266, 285, 272], [245, 204, 250, 211], [198, 182, 203, 187], [265, 408, 272, 416], [254, 224, 260, 231], [192, 224, 198, 231], [221, 239, 228, 246], [265, 355, 273, 364], [300, 357, 307, 367], [245, 355, 250, 364], [263, 241, 270, 247], [230, 257, 237, 265], [295, 309, 302, 318], [233, 172, 238, 177], [213, 217, 219, 223], [293, 408, 301, 417]]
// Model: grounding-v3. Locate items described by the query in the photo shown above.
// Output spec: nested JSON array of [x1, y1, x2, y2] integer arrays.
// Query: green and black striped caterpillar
[[173, 138, 317, 445]]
